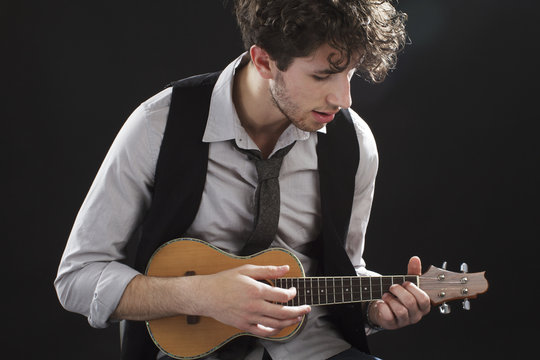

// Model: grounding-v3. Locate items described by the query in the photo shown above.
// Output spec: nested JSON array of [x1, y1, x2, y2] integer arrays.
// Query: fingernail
[[289, 287, 297, 295]]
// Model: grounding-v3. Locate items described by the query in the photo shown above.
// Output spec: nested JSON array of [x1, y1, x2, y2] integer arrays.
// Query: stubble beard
[[269, 73, 323, 133]]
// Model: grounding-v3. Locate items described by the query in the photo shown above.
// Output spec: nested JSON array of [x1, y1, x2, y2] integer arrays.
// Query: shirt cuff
[[88, 261, 140, 328]]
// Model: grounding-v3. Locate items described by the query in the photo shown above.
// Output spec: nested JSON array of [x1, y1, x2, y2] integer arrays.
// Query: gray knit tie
[[234, 141, 296, 256]]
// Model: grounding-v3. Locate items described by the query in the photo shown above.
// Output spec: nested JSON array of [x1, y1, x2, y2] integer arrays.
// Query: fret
[[352, 277, 361, 302], [279, 278, 285, 305], [297, 278, 302, 305], [280, 278, 285, 305], [286, 278, 292, 306], [381, 276, 393, 295], [344, 277, 352, 302], [328, 277, 335, 304], [320, 278, 326, 304], [323, 278, 328, 304], [312, 278, 320, 305], [275, 278, 281, 304], [297, 278, 305, 306], [405, 275, 418, 285], [371, 277, 382, 299], [317, 278, 322, 305], [304, 277, 309, 305], [335, 278, 344, 303], [361, 277, 370, 301], [308, 278, 313, 305], [290, 278, 296, 306]]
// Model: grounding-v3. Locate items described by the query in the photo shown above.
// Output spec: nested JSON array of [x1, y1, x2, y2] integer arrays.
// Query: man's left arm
[[345, 109, 430, 331], [367, 256, 431, 330]]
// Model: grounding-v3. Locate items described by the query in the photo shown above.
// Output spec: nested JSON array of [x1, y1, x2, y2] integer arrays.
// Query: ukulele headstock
[[420, 262, 488, 313]]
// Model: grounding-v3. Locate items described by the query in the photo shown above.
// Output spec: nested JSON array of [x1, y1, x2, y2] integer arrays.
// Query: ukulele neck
[[274, 275, 418, 306]]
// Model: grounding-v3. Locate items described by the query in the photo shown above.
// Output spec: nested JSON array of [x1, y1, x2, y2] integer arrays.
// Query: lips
[[312, 110, 336, 124]]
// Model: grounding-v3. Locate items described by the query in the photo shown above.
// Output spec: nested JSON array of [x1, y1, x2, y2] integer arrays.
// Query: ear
[[249, 45, 276, 80]]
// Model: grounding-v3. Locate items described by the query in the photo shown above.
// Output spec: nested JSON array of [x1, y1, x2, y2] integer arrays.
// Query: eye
[[312, 74, 330, 81]]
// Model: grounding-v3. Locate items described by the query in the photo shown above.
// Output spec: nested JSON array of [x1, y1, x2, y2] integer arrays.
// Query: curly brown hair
[[233, 0, 408, 83]]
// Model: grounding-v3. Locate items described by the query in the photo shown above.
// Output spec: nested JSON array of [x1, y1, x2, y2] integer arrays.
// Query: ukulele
[[145, 238, 488, 359]]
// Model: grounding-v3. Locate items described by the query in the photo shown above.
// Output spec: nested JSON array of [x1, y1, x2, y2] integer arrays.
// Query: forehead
[[289, 43, 360, 73]]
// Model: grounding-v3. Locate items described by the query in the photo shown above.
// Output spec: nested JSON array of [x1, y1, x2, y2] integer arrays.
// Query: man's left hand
[[368, 256, 431, 329]]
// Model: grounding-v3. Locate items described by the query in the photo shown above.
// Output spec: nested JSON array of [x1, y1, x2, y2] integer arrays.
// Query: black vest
[[121, 72, 370, 359]]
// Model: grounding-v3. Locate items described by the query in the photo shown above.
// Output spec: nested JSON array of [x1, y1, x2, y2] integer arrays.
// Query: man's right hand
[[194, 264, 311, 337]]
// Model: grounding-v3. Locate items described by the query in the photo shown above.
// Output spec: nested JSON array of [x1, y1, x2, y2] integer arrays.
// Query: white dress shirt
[[55, 53, 380, 360]]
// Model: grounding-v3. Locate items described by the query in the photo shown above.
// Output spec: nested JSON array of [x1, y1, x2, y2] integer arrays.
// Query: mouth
[[312, 110, 337, 124]]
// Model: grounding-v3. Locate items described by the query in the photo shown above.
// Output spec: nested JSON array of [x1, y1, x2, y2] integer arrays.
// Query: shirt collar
[[203, 53, 327, 149]]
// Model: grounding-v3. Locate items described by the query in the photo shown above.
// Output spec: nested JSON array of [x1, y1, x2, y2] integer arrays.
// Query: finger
[[388, 284, 429, 324], [261, 283, 297, 304], [389, 284, 419, 312], [240, 264, 290, 280], [244, 323, 280, 337], [254, 314, 304, 332], [372, 300, 398, 330], [382, 291, 410, 327], [261, 301, 311, 320], [403, 282, 431, 314], [407, 256, 422, 276], [248, 319, 305, 337]]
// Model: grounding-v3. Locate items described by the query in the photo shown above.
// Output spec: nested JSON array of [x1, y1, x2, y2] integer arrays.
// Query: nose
[[327, 75, 352, 109]]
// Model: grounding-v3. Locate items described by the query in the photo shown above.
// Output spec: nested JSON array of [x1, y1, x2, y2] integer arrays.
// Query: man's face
[[269, 44, 357, 132]]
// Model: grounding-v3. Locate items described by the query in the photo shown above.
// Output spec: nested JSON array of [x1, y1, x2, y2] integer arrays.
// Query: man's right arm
[[54, 90, 169, 328], [111, 265, 310, 337]]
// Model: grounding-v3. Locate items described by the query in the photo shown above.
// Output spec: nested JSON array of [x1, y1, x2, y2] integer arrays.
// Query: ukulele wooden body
[[145, 238, 305, 359]]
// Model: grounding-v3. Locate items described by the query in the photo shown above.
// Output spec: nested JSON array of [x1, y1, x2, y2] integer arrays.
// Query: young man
[[55, 1, 430, 359]]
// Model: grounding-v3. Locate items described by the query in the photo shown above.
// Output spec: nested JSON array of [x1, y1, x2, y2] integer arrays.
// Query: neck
[[233, 62, 289, 157]]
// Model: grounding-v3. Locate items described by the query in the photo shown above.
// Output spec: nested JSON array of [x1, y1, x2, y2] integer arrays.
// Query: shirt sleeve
[[343, 108, 379, 276], [343, 108, 382, 335], [54, 88, 171, 328]]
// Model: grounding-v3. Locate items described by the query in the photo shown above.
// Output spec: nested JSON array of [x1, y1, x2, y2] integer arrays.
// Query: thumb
[[407, 256, 422, 275]]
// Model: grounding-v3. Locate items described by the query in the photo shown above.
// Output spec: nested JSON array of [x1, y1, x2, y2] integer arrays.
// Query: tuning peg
[[462, 298, 471, 310], [442, 261, 448, 270], [460, 263, 469, 273], [439, 302, 451, 314]]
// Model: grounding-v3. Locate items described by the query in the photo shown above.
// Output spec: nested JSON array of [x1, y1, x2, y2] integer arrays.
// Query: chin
[[294, 120, 325, 132]]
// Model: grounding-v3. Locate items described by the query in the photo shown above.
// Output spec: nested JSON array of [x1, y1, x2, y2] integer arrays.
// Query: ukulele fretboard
[[274, 276, 418, 306]]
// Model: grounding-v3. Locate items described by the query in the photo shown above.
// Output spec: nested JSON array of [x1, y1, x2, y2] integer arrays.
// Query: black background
[[4, 1, 539, 358]]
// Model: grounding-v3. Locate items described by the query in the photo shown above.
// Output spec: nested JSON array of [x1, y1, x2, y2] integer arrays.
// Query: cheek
[[288, 82, 323, 105]]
